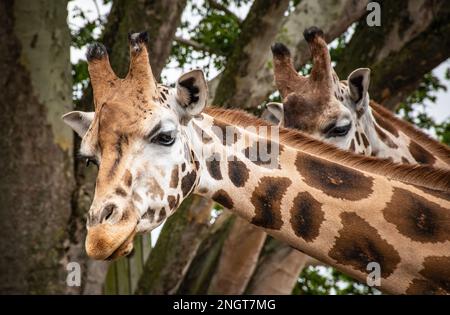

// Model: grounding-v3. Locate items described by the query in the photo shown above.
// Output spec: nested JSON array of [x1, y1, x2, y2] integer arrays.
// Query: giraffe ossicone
[[63, 32, 450, 295]]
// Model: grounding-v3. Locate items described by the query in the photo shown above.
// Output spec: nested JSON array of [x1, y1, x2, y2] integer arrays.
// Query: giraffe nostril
[[100, 203, 117, 223]]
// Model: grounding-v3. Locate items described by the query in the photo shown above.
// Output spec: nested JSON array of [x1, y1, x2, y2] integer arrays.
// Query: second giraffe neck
[[354, 102, 449, 169], [187, 108, 450, 295]]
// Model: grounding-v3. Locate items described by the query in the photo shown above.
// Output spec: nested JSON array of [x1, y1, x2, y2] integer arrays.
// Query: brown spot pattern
[[374, 124, 398, 149], [157, 208, 166, 223], [250, 176, 291, 230], [170, 165, 179, 188], [115, 187, 127, 197], [242, 141, 281, 169], [295, 153, 373, 200], [123, 170, 132, 187], [408, 140, 436, 165], [168, 195, 180, 210], [355, 132, 361, 146], [212, 189, 234, 209], [361, 133, 369, 148], [181, 170, 197, 197], [143, 207, 155, 222], [349, 139, 355, 152], [228, 156, 250, 187], [383, 187, 450, 243], [206, 153, 222, 180], [406, 256, 450, 294], [373, 112, 399, 137], [329, 213, 401, 278], [290, 192, 324, 242]]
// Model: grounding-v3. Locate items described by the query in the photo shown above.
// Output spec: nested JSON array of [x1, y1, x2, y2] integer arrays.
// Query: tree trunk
[[0, 0, 74, 294], [207, 217, 267, 294], [212, 0, 290, 109], [70, 0, 187, 294], [335, 0, 450, 110], [245, 240, 307, 295], [176, 211, 235, 294]]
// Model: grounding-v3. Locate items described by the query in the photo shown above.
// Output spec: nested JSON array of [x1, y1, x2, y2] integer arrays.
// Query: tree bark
[[70, 0, 187, 294], [176, 211, 234, 294], [0, 0, 74, 293], [212, 0, 290, 109], [335, 0, 450, 110], [207, 217, 267, 294], [245, 239, 308, 295]]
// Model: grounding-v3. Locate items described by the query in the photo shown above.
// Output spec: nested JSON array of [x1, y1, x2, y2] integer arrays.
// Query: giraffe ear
[[348, 68, 370, 104], [176, 69, 208, 117], [62, 111, 95, 138], [262, 102, 284, 126]]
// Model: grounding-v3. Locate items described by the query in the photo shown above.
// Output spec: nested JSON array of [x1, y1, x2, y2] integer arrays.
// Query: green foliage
[[397, 71, 450, 145], [294, 266, 381, 295], [170, 0, 250, 73], [69, 0, 109, 100]]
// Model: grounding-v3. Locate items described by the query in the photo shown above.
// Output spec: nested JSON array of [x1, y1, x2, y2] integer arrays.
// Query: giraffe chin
[[105, 231, 136, 260], [85, 221, 138, 260]]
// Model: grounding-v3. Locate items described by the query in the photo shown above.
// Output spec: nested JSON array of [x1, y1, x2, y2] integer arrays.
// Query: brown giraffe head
[[62, 32, 208, 260], [266, 27, 371, 152]]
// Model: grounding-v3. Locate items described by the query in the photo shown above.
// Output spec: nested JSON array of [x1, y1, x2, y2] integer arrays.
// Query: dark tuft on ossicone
[[271, 42, 291, 58], [303, 26, 324, 43]]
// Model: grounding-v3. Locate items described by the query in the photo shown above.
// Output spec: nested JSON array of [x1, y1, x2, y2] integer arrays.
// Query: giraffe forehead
[[283, 92, 344, 132]]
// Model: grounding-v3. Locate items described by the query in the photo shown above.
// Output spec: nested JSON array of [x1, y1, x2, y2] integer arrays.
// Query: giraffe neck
[[333, 78, 449, 169], [369, 101, 450, 169], [187, 108, 450, 295], [352, 105, 448, 170]]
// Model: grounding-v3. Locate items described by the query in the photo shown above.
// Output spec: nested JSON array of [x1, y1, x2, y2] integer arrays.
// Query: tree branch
[[175, 36, 211, 53], [207, 0, 242, 23], [335, 0, 450, 110]]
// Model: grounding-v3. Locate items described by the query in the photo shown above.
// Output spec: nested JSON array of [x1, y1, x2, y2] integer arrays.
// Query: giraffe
[[214, 26, 450, 295], [263, 27, 450, 169], [62, 33, 450, 295]]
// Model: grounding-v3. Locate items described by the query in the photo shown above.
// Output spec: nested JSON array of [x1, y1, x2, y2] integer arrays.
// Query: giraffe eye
[[325, 123, 351, 138], [153, 132, 175, 146]]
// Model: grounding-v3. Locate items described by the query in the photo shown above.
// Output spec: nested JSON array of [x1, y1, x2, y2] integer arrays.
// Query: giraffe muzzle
[[85, 210, 139, 260]]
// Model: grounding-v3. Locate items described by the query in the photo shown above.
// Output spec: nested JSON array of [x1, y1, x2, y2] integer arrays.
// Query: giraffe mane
[[369, 100, 450, 166], [204, 107, 450, 192]]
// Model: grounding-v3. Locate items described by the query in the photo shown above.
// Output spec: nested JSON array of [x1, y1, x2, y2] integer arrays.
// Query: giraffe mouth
[[105, 228, 137, 260], [85, 216, 139, 260]]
